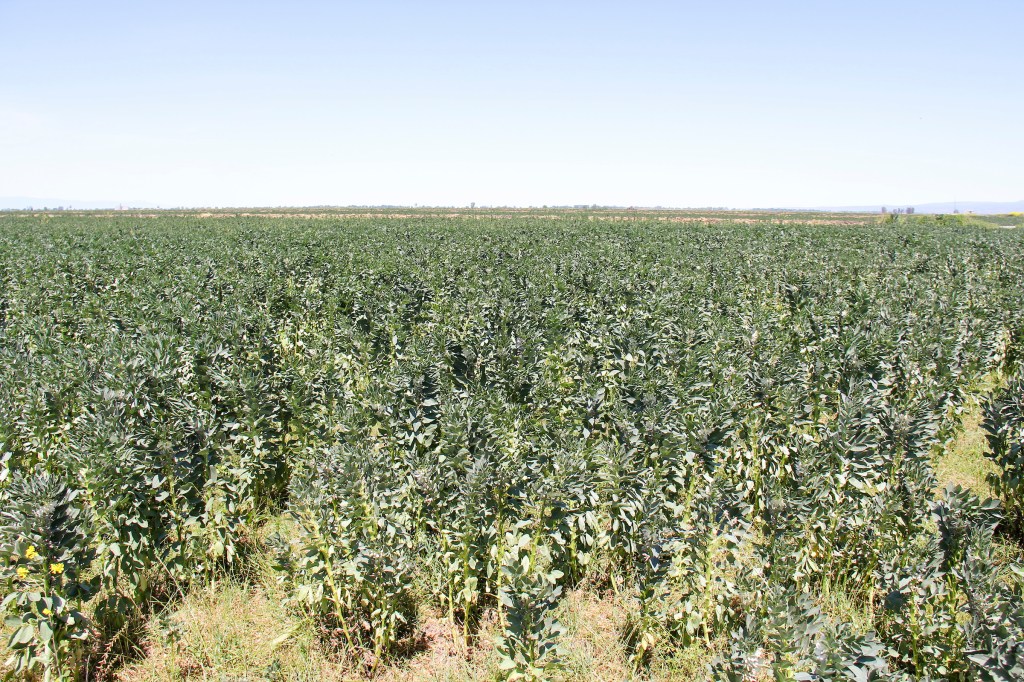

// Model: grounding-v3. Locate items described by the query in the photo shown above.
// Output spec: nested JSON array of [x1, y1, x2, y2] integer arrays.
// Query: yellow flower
[[42, 608, 52, 616], [49, 563, 65, 575], [25, 546, 38, 560], [16, 566, 29, 580]]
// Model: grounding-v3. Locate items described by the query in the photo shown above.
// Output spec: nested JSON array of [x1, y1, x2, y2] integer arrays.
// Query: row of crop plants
[[0, 214, 1022, 680]]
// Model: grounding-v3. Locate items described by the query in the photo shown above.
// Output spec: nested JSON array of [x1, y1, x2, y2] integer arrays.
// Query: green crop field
[[1, 210, 1023, 681]]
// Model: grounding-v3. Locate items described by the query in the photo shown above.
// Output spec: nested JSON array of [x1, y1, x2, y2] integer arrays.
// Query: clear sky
[[1, 1, 1021, 208]]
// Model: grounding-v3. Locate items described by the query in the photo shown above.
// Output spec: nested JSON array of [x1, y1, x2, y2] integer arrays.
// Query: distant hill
[[905, 200, 1024, 215], [3, 197, 1022, 215], [816, 200, 1024, 215]]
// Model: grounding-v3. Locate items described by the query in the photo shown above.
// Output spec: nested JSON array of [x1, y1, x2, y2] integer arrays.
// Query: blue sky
[[1, 1, 1021, 208]]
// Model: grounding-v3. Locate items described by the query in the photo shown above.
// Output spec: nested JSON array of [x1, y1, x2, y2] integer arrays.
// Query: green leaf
[[12, 624, 34, 645]]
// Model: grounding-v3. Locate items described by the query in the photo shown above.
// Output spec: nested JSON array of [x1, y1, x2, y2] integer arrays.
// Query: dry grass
[[112, 573, 719, 681], [116, 581, 339, 682], [557, 587, 632, 680], [934, 403, 997, 495]]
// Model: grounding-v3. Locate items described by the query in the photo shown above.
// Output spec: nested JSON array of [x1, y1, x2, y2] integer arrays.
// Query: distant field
[[970, 212, 1024, 228], [2, 205, 883, 225], [1, 211, 1023, 681]]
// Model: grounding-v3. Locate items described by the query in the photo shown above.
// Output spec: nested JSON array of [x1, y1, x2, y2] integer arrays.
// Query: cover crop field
[[1, 211, 1023, 681]]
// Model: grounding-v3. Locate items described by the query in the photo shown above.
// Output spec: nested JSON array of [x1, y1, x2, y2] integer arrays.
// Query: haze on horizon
[[1, 1, 1021, 209]]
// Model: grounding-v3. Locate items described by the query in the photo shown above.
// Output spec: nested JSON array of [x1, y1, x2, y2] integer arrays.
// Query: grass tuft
[[934, 407, 998, 495]]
